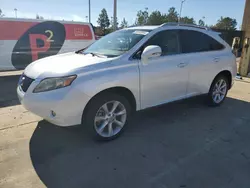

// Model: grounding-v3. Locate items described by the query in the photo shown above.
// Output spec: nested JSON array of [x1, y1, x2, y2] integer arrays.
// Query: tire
[[83, 92, 131, 141], [207, 75, 229, 106]]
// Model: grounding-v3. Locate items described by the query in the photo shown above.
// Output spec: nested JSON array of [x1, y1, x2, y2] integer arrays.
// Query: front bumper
[[17, 81, 91, 127]]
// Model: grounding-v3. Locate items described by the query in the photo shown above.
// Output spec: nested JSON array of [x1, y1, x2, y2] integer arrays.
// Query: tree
[[0, 9, 4, 17], [214, 17, 237, 30], [36, 14, 44, 19], [97, 8, 110, 33], [120, 18, 128, 28], [166, 7, 178, 23], [180, 16, 196, 24], [135, 8, 149, 25], [198, 19, 205, 26], [147, 11, 166, 25], [110, 17, 119, 30]]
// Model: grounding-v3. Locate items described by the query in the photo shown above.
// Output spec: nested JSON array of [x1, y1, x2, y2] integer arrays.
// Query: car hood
[[24, 52, 112, 79]]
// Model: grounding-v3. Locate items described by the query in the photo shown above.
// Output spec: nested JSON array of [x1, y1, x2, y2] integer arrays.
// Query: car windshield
[[83, 29, 151, 57]]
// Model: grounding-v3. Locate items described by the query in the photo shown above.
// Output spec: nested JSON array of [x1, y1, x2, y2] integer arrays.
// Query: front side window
[[83, 29, 151, 57], [145, 30, 180, 56], [179, 30, 224, 53]]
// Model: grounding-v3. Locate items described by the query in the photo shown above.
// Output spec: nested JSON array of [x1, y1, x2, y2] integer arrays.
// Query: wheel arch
[[82, 86, 137, 123], [210, 70, 233, 90]]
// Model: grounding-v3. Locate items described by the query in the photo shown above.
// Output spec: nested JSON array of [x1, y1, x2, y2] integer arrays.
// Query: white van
[[0, 18, 95, 70]]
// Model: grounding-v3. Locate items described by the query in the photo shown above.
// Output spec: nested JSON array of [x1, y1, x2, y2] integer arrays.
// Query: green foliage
[[135, 7, 178, 26], [120, 18, 128, 28], [0, 8, 4, 17], [214, 17, 237, 30], [165, 7, 178, 23], [97, 6, 238, 35], [132, 7, 237, 30], [147, 11, 166, 25], [180, 16, 196, 24], [135, 7, 179, 26], [97, 8, 110, 33], [36, 14, 44, 19], [135, 8, 149, 25], [110, 17, 119, 30], [198, 19, 205, 26]]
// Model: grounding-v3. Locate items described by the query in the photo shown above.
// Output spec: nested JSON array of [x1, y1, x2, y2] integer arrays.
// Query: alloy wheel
[[94, 101, 127, 137], [212, 79, 227, 104]]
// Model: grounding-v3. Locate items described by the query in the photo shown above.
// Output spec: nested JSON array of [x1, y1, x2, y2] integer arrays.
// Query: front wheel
[[207, 76, 229, 106], [84, 93, 131, 141]]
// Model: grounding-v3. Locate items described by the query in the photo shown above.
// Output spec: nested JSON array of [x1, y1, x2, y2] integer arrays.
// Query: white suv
[[17, 23, 236, 140]]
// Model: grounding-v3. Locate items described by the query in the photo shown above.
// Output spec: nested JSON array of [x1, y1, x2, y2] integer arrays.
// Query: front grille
[[19, 75, 34, 92]]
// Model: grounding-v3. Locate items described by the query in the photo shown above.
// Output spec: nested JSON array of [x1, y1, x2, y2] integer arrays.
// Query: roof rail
[[160, 22, 211, 30]]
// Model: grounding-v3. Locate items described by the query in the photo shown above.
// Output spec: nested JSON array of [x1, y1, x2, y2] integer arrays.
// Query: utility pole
[[113, 0, 117, 30], [144, 7, 148, 25], [179, 0, 186, 23], [88, 0, 91, 23], [14, 8, 17, 18], [239, 0, 250, 76]]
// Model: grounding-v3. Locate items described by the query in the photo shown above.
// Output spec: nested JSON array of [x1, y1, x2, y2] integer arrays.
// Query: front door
[[139, 30, 189, 109]]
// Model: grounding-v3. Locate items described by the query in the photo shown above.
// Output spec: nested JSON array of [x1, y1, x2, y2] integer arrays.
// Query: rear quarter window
[[179, 30, 224, 53]]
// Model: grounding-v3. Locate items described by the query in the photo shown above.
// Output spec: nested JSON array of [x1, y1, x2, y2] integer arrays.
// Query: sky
[[1, 0, 246, 28]]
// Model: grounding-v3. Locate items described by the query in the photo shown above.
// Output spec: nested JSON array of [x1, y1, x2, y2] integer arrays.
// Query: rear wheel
[[207, 75, 229, 106], [84, 93, 131, 140]]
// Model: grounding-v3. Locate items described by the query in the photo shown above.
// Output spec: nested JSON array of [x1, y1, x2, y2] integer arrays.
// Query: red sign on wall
[[0, 20, 93, 40], [64, 24, 93, 40]]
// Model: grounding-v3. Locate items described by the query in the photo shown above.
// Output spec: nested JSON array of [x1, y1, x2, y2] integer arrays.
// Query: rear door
[[179, 29, 225, 95]]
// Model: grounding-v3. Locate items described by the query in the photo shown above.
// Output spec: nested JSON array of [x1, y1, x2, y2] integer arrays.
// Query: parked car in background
[[0, 18, 95, 70], [17, 23, 236, 140]]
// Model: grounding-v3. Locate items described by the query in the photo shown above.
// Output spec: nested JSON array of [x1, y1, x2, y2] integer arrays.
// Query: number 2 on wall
[[45, 30, 54, 42]]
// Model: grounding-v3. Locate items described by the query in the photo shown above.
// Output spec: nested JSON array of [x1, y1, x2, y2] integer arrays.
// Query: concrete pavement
[[0, 73, 250, 188]]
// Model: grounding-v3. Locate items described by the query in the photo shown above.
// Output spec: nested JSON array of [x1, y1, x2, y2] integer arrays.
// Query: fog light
[[51, 110, 56, 117]]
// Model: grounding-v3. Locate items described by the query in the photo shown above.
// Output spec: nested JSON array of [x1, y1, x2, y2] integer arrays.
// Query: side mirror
[[141, 45, 162, 63]]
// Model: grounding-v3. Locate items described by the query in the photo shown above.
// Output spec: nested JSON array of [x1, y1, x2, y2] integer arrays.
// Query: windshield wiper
[[85, 52, 107, 58]]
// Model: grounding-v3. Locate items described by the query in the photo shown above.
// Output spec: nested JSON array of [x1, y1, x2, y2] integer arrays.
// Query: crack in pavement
[[0, 120, 39, 131]]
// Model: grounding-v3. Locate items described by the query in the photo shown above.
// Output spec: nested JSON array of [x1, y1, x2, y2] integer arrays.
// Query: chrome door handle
[[177, 63, 188, 68], [214, 57, 220, 62]]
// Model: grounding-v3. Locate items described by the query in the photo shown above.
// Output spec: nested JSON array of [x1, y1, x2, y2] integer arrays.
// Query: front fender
[[72, 61, 141, 110]]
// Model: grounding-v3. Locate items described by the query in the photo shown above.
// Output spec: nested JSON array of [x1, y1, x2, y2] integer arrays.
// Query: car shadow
[[29, 96, 250, 188], [0, 75, 20, 108]]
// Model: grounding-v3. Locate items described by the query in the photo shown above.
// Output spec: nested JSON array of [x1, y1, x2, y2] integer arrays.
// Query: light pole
[[113, 0, 117, 31], [14, 8, 17, 18], [179, 0, 186, 23], [86, 16, 88, 22], [88, 0, 91, 23]]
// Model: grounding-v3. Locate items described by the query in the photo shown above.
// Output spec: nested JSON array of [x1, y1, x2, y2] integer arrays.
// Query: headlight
[[33, 75, 77, 93]]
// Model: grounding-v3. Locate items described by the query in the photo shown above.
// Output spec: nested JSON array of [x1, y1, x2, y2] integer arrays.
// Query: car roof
[[122, 23, 222, 41], [125, 26, 160, 30], [124, 23, 212, 32], [124, 24, 223, 44]]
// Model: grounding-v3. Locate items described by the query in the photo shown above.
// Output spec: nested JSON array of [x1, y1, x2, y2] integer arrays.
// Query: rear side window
[[179, 30, 224, 53]]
